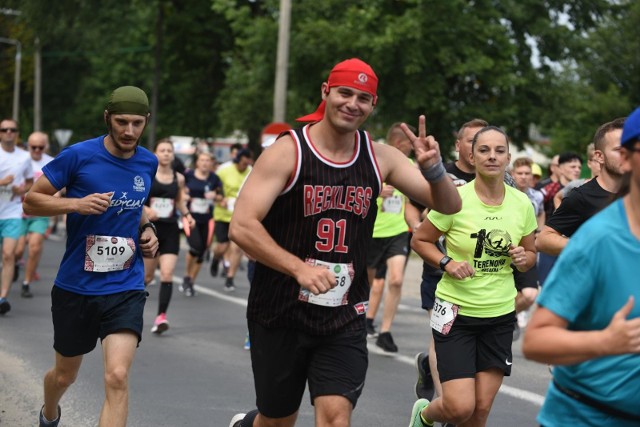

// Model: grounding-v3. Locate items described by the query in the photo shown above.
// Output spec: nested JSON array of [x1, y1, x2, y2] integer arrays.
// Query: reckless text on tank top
[[248, 126, 382, 335]]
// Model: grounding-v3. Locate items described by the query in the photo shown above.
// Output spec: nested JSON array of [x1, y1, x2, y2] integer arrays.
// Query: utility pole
[[272, 0, 291, 123], [34, 37, 42, 131], [0, 37, 21, 121]]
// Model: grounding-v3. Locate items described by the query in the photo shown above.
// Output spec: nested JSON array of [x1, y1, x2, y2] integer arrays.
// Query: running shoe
[[0, 298, 11, 315], [366, 318, 378, 338], [178, 277, 189, 293], [39, 405, 61, 427], [243, 333, 250, 351], [224, 277, 236, 292], [512, 323, 521, 342], [376, 331, 398, 353], [409, 398, 433, 427], [185, 282, 195, 297], [414, 352, 435, 400], [151, 313, 169, 334], [229, 413, 246, 427], [21, 283, 33, 298], [210, 257, 220, 277]]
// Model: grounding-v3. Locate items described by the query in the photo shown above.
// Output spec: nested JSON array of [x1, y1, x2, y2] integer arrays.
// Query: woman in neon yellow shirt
[[408, 126, 537, 427]]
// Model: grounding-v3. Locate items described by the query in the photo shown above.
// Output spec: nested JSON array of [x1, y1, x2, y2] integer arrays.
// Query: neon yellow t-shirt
[[428, 181, 537, 318], [372, 158, 413, 238], [214, 164, 252, 223], [372, 186, 408, 238]]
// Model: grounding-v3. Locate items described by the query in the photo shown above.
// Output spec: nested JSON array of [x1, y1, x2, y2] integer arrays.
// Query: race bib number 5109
[[85, 235, 136, 272]]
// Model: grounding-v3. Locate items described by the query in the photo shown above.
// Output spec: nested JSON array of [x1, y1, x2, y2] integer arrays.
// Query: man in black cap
[[24, 86, 159, 427]]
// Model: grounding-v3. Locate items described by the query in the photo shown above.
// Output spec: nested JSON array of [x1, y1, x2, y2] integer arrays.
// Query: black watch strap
[[139, 222, 157, 236], [439, 256, 452, 272]]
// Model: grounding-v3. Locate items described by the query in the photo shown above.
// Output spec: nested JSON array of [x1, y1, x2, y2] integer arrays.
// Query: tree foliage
[[0, 0, 637, 159]]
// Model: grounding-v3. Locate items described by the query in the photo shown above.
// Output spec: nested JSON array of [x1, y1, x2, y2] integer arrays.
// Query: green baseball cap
[[106, 86, 149, 116]]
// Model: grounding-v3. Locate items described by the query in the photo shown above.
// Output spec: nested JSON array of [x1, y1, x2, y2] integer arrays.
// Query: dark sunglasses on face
[[30, 146, 45, 151], [0, 128, 18, 133]]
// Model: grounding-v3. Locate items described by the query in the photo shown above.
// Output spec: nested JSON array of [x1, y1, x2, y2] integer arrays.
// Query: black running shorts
[[51, 286, 147, 357], [248, 321, 368, 418], [155, 221, 181, 255], [213, 221, 231, 244], [433, 311, 516, 382], [366, 232, 409, 268]]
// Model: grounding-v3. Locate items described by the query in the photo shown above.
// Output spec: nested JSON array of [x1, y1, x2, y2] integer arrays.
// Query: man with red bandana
[[228, 58, 461, 427]]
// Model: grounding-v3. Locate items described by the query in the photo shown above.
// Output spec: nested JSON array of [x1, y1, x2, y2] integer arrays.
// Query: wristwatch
[[439, 256, 453, 272], [139, 222, 157, 236]]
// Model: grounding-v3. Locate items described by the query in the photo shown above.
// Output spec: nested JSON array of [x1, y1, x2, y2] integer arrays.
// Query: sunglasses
[[0, 128, 18, 133], [30, 146, 45, 151]]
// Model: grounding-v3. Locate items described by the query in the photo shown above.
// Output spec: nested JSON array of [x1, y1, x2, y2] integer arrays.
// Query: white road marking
[[181, 276, 546, 407]]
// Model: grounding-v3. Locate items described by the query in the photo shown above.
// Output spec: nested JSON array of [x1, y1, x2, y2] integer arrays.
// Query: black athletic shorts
[[512, 264, 540, 291], [433, 311, 516, 382], [155, 221, 180, 255], [51, 286, 147, 357], [186, 222, 210, 261], [248, 321, 368, 418], [214, 221, 230, 244], [366, 232, 409, 268]]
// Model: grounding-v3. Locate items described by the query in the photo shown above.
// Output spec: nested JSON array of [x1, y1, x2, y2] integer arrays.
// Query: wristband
[[420, 159, 446, 183], [139, 222, 157, 236]]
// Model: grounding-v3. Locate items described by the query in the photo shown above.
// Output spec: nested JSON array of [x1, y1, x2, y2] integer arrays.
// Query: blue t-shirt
[[537, 199, 640, 426], [43, 136, 158, 295]]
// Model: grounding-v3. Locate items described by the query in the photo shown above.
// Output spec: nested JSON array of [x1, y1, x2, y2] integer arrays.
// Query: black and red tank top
[[248, 125, 382, 335]]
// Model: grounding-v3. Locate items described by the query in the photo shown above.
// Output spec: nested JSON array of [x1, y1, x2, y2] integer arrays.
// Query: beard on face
[[106, 116, 142, 153]]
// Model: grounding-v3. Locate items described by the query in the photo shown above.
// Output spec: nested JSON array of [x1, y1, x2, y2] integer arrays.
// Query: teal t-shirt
[[537, 199, 640, 426], [428, 181, 537, 317]]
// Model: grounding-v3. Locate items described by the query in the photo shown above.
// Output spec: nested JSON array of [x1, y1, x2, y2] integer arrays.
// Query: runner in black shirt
[[537, 118, 626, 256], [227, 58, 461, 427]]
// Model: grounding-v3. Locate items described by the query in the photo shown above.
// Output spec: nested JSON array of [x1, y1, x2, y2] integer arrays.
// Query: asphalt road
[[0, 233, 551, 426]]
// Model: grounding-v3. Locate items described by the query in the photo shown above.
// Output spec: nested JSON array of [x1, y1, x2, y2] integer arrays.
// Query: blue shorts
[[21, 217, 50, 235], [0, 218, 23, 240]]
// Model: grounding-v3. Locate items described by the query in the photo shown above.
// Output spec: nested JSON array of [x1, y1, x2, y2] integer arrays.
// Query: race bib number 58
[[298, 258, 354, 307], [85, 235, 136, 272]]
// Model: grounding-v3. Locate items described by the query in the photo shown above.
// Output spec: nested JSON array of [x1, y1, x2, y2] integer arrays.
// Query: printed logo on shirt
[[470, 228, 513, 273], [133, 175, 146, 192], [111, 191, 146, 215]]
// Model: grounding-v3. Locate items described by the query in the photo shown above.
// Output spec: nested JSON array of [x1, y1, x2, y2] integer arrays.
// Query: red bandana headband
[[296, 58, 378, 123]]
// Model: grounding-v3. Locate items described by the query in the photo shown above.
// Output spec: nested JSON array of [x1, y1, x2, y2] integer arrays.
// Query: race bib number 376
[[85, 235, 136, 272]]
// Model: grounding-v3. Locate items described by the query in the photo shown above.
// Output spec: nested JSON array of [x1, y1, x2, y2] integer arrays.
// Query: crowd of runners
[[0, 57, 639, 427]]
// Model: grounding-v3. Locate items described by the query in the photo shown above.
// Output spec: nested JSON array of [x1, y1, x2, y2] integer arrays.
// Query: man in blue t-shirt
[[523, 107, 640, 426], [23, 86, 159, 427]]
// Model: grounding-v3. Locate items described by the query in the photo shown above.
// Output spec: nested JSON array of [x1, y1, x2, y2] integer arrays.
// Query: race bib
[[0, 185, 13, 203], [150, 197, 175, 218], [190, 197, 211, 214], [430, 297, 459, 335], [226, 197, 237, 213], [84, 235, 136, 272], [381, 195, 403, 214], [298, 258, 354, 307]]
